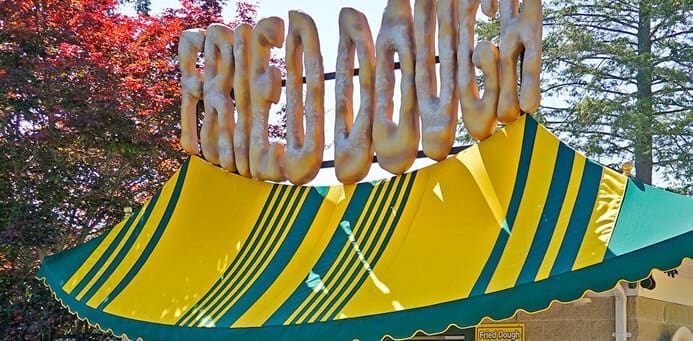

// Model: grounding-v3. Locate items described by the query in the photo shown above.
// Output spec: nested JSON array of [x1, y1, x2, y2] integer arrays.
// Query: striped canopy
[[38, 115, 693, 340]]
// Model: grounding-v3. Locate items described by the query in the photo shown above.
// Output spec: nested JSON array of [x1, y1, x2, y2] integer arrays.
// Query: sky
[[146, 1, 392, 71], [139, 1, 666, 188], [256, 0, 390, 68], [140, 0, 433, 185], [124, 1, 670, 187]]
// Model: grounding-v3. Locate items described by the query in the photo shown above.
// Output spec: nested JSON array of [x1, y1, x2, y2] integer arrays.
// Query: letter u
[[414, 0, 459, 160], [284, 11, 325, 185], [334, 8, 376, 184], [373, 0, 420, 174]]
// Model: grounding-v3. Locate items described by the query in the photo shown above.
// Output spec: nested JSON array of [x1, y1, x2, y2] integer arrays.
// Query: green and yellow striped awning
[[38, 115, 693, 340]]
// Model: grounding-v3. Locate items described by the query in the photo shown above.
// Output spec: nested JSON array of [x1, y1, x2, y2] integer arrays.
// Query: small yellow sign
[[476, 323, 525, 341]]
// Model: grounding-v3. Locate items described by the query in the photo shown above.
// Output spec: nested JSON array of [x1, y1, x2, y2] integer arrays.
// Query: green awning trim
[[37, 230, 693, 340]]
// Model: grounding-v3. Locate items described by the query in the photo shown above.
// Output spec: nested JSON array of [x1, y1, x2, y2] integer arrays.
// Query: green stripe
[[549, 160, 603, 276], [176, 183, 281, 326], [40, 233, 109, 291], [96, 158, 190, 310], [470, 116, 537, 295], [202, 186, 304, 325], [299, 176, 398, 323], [69, 207, 141, 295], [516, 144, 575, 284], [215, 187, 327, 327], [78, 191, 162, 304], [263, 182, 375, 326], [177, 184, 288, 326], [322, 172, 416, 321]]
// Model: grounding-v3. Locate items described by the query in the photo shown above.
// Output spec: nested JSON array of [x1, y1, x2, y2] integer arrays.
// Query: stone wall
[[628, 296, 693, 340], [481, 296, 615, 340], [482, 295, 693, 341]]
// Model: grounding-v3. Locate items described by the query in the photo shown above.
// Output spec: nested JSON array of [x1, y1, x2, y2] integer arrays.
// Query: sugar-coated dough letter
[[491, 0, 542, 122], [231, 24, 252, 177], [202, 24, 235, 169], [458, 0, 500, 140], [179, 29, 205, 156], [334, 8, 376, 184], [373, 0, 419, 174], [480, 0, 498, 17], [285, 11, 325, 185], [249, 17, 286, 181], [414, 0, 459, 161]]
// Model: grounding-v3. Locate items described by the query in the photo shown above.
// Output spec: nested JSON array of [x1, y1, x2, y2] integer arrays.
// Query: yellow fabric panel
[[62, 212, 133, 294], [485, 127, 559, 293], [535, 154, 586, 281], [334, 172, 428, 320], [102, 158, 273, 323], [338, 118, 526, 317], [287, 184, 384, 324], [456, 147, 509, 229], [189, 187, 299, 326], [180, 181, 286, 327], [208, 189, 309, 326], [471, 115, 528, 217], [231, 186, 347, 328], [314, 177, 409, 323], [572, 167, 627, 270], [74, 208, 147, 301], [85, 171, 180, 308]]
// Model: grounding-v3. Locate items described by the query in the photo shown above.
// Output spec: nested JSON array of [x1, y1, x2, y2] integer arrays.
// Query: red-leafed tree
[[0, 0, 259, 338]]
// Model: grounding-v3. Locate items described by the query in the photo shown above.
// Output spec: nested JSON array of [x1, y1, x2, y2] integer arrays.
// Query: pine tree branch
[[653, 108, 689, 116], [539, 105, 572, 111], [559, 12, 638, 30], [542, 81, 588, 92], [579, 55, 632, 65], [653, 159, 687, 166], [577, 3, 638, 14], [557, 23, 639, 37], [653, 87, 693, 95], [659, 99, 693, 109], [653, 57, 693, 67], [648, 16, 681, 39], [556, 63, 637, 86], [653, 29, 693, 43], [602, 38, 639, 48], [586, 86, 634, 97], [544, 120, 619, 126], [551, 128, 631, 139]]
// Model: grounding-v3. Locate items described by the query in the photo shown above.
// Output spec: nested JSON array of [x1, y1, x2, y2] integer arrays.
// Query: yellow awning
[[38, 115, 693, 340]]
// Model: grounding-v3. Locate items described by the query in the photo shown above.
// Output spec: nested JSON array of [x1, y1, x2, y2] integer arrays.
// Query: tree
[[119, 0, 152, 15], [539, 0, 692, 192], [0, 0, 258, 338]]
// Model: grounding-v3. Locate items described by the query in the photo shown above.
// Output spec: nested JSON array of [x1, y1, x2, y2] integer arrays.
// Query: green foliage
[[0, 0, 256, 338], [539, 0, 692, 191]]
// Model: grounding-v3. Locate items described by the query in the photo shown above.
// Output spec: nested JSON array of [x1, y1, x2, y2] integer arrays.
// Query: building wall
[[482, 295, 693, 340], [481, 296, 615, 340], [628, 296, 693, 340]]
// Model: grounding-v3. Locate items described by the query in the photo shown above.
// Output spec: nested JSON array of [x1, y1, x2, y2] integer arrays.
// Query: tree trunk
[[634, 0, 653, 184]]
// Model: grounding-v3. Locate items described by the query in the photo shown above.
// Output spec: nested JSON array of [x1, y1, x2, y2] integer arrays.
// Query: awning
[[38, 115, 693, 340]]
